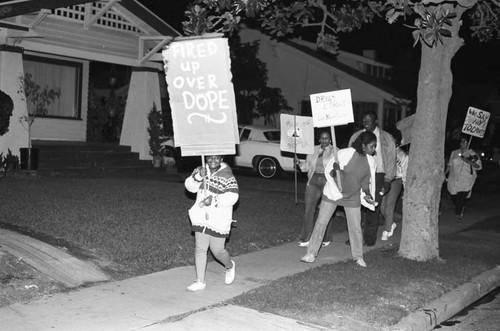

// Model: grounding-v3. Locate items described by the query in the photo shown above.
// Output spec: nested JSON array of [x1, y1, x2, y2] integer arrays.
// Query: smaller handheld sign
[[280, 114, 314, 154], [462, 107, 490, 138], [310, 89, 354, 128]]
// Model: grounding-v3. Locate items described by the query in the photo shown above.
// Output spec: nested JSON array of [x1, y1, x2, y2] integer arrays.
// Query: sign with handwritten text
[[280, 114, 314, 154], [462, 107, 490, 138], [163, 36, 239, 156], [309, 89, 354, 128]]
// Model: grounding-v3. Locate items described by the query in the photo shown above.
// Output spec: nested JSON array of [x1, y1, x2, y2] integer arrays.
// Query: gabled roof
[[0, 0, 179, 36], [284, 40, 409, 102]]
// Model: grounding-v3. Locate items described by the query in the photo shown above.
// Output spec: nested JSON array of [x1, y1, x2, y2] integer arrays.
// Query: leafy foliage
[[17, 73, 61, 148], [405, 7, 456, 47], [18, 73, 61, 128], [147, 103, 166, 156], [229, 34, 292, 125], [0, 149, 18, 180], [183, 0, 500, 52], [0, 89, 14, 136]]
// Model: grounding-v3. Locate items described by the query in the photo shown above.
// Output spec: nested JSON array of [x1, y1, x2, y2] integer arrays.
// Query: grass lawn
[[0, 175, 345, 278], [231, 232, 500, 329]]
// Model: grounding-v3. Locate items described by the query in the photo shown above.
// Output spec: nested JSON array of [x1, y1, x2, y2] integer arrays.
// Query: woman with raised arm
[[300, 131, 377, 267]]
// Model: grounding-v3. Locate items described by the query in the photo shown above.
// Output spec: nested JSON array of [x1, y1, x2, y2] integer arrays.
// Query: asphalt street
[[436, 287, 500, 331]]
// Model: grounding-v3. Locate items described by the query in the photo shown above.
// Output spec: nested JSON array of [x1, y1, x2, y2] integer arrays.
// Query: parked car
[[233, 125, 304, 178], [161, 136, 181, 160], [162, 126, 306, 177]]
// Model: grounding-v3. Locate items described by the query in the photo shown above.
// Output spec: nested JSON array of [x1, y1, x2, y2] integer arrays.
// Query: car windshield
[[264, 130, 280, 141]]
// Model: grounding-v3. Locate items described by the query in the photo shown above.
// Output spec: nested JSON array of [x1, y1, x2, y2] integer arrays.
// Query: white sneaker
[[388, 223, 397, 237], [322, 241, 331, 247], [298, 241, 309, 247], [225, 260, 236, 285], [186, 280, 206, 292], [356, 258, 367, 267], [300, 253, 315, 263], [381, 231, 389, 241]]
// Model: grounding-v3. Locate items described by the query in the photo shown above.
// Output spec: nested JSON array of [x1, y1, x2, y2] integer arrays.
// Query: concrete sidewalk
[[1, 207, 499, 330], [0, 226, 368, 331]]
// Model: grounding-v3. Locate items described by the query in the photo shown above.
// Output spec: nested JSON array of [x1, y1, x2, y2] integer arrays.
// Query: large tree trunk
[[399, 10, 464, 260]]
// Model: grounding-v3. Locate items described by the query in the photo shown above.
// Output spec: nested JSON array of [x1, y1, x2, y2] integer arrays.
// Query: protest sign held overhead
[[280, 114, 314, 155], [309, 89, 354, 128], [163, 35, 239, 156], [461, 107, 490, 138]]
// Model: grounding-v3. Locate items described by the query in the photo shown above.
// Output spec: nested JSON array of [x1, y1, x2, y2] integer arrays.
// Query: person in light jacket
[[301, 131, 378, 267], [445, 136, 481, 221], [297, 130, 336, 247], [184, 155, 239, 292]]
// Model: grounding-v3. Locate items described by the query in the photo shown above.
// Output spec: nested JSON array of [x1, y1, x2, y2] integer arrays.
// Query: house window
[[23, 55, 82, 119]]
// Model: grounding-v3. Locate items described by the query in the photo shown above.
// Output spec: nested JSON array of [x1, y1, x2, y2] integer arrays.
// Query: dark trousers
[[450, 191, 469, 216], [363, 172, 385, 246]]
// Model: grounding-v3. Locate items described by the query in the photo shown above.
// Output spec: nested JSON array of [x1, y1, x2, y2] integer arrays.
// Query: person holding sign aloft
[[301, 131, 378, 267], [184, 155, 239, 292], [445, 135, 482, 221]]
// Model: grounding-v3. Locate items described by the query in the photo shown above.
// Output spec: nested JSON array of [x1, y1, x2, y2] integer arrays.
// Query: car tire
[[257, 157, 279, 179]]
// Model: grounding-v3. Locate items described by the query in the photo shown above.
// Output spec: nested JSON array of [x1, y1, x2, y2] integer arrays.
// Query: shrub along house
[[239, 28, 411, 147], [0, 0, 180, 171]]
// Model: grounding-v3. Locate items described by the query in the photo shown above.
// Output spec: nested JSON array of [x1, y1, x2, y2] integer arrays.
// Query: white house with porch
[[0, 0, 180, 161]]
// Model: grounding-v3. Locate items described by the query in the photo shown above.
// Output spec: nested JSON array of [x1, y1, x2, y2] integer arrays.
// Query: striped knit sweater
[[184, 163, 239, 237]]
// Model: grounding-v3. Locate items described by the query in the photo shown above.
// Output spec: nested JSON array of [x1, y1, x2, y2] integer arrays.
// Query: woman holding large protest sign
[[445, 136, 482, 221], [301, 131, 378, 267], [184, 155, 239, 291]]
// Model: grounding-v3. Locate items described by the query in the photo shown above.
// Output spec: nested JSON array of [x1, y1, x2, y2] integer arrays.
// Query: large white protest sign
[[309, 89, 354, 128], [280, 114, 314, 154], [163, 36, 239, 156], [461, 107, 490, 138]]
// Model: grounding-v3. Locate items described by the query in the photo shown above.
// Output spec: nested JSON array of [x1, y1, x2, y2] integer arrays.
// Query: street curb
[[389, 266, 500, 331]]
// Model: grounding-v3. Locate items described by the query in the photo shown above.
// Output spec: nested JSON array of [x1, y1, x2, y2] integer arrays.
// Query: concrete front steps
[[28, 140, 175, 178]]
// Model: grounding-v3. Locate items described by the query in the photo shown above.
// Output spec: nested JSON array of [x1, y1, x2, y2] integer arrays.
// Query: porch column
[[0, 45, 28, 157], [377, 100, 385, 130], [120, 67, 162, 160]]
